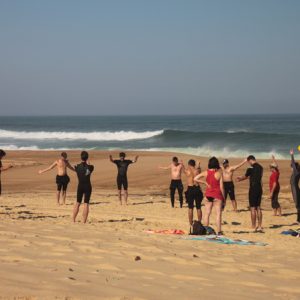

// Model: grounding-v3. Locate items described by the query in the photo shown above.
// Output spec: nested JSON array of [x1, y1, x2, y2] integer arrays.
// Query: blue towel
[[184, 235, 267, 246], [281, 230, 299, 237]]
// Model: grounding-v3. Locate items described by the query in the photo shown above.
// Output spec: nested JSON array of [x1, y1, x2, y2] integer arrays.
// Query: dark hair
[[119, 152, 126, 158], [172, 156, 178, 163], [223, 159, 229, 165], [81, 151, 89, 162], [0, 149, 6, 158], [61, 152, 67, 159], [247, 155, 256, 161], [208, 157, 220, 170], [188, 159, 196, 167]]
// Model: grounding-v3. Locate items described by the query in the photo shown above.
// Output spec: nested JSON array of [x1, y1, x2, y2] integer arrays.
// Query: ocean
[[0, 115, 299, 159]]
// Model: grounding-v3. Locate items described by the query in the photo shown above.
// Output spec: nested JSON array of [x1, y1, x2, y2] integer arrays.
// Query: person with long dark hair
[[195, 157, 225, 235]]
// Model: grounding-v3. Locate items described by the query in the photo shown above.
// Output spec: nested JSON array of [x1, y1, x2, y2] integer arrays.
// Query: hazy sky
[[0, 0, 299, 115]]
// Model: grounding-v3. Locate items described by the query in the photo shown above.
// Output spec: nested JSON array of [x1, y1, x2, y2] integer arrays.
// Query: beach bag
[[190, 221, 206, 235], [204, 226, 216, 235]]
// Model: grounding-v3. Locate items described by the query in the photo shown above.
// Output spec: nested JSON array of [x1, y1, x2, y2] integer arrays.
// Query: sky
[[0, 0, 299, 115]]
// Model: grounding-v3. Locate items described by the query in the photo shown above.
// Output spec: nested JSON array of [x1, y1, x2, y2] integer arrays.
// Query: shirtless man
[[0, 149, 13, 196], [183, 159, 206, 225], [159, 157, 184, 208], [222, 158, 247, 212], [39, 152, 75, 205]]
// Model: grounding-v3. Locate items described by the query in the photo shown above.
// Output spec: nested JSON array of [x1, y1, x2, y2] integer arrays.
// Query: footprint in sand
[[127, 269, 165, 276], [171, 274, 208, 282], [239, 281, 267, 288]]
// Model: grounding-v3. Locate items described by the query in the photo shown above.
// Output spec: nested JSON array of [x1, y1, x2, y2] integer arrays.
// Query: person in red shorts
[[269, 155, 281, 216]]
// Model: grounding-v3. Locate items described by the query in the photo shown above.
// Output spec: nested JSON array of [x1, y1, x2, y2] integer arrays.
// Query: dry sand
[[0, 150, 299, 300]]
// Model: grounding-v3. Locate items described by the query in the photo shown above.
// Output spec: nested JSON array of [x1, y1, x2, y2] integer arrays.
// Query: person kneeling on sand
[[269, 155, 281, 216], [0, 149, 13, 196], [38, 152, 75, 205], [159, 157, 184, 208], [237, 155, 264, 232], [194, 157, 225, 235], [73, 151, 94, 224], [183, 159, 206, 226]]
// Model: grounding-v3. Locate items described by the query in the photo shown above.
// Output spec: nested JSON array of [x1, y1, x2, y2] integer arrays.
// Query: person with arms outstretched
[[222, 158, 247, 212], [0, 149, 13, 196], [290, 149, 300, 223], [73, 151, 94, 223], [38, 152, 74, 205], [159, 157, 184, 208], [269, 155, 281, 216], [194, 157, 225, 235], [237, 155, 264, 232], [183, 159, 206, 225], [110, 152, 138, 205]]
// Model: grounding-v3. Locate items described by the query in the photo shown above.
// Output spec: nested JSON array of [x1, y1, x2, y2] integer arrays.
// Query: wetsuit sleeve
[[291, 154, 298, 174], [113, 160, 119, 165], [89, 165, 94, 173], [245, 168, 252, 178]]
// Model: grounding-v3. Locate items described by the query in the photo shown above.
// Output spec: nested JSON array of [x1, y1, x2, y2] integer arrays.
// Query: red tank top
[[205, 169, 224, 200]]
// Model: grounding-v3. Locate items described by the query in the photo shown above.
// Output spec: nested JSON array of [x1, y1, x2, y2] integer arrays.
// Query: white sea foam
[[0, 129, 163, 141], [139, 146, 287, 159]]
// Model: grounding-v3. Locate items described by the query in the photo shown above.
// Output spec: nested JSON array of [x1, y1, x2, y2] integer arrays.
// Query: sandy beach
[[0, 150, 300, 300]]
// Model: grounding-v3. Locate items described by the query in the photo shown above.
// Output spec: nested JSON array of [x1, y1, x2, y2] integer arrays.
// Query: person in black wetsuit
[[73, 151, 94, 223], [109, 152, 138, 205], [237, 155, 264, 232], [0, 150, 13, 196], [290, 149, 300, 223]]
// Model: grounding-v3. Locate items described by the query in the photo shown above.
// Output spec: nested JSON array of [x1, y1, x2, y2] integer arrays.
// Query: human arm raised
[[0, 164, 13, 172], [38, 161, 57, 174], [230, 158, 247, 171]]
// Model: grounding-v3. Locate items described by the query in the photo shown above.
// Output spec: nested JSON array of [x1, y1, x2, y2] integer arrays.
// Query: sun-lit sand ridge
[[0, 150, 300, 299]]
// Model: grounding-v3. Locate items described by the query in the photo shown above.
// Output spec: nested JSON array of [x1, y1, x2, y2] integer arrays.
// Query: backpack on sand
[[190, 221, 206, 235]]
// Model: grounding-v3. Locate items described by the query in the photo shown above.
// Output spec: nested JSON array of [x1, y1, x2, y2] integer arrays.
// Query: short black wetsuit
[[75, 162, 94, 204], [113, 159, 132, 190], [224, 181, 235, 201], [0, 160, 2, 195], [170, 179, 184, 208], [56, 175, 70, 191], [245, 163, 263, 208], [290, 154, 300, 222], [185, 185, 203, 209]]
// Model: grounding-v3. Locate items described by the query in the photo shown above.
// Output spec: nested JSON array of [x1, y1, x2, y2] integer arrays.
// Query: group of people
[[38, 151, 137, 223], [160, 151, 300, 235], [0, 149, 299, 232]]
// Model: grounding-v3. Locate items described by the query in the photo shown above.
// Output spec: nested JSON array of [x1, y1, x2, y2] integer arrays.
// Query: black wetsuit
[[185, 185, 203, 209], [75, 162, 94, 204], [224, 181, 235, 200], [113, 159, 132, 190], [290, 154, 300, 222], [170, 180, 184, 208], [245, 163, 263, 208], [0, 160, 2, 195], [56, 174, 70, 191]]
